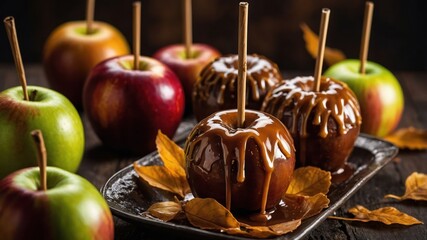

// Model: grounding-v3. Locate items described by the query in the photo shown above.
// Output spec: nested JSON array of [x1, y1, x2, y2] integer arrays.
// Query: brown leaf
[[286, 166, 332, 196], [329, 205, 423, 225], [184, 198, 240, 230], [300, 23, 346, 66], [147, 201, 182, 222], [133, 131, 190, 198], [385, 172, 427, 201], [224, 220, 301, 238], [283, 193, 330, 220], [384, 127, 427, 150], [156, 130, 186, 169]]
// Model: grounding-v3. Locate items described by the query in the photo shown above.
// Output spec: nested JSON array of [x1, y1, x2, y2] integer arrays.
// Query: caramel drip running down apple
[[262, 76, 362, 138], [196, 54, 281, 105], [185, 110, 294, 214]]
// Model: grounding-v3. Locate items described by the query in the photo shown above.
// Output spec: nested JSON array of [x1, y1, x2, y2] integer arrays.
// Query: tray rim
[[100, 133, 398, 240]]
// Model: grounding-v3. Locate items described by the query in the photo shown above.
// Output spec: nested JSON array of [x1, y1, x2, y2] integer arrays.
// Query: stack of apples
[[0, 15, 114, 240], [83, 2, 185, 155], [42, 0, 130, 109]]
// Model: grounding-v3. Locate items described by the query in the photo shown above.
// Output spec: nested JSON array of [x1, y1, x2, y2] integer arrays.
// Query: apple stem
[[133, 1, 141, 70], [237, 2, 248, 128], [3, 17, 29, 101], [313, 8, 330, 92], [184, 0, 193, 59], [31, 130, 47, 191], [359, 2, 374, 74], [86, 0, 95, 34]]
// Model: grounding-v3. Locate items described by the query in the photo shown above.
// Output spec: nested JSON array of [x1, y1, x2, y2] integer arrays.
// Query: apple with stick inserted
[[324, 2, 403, 137], [0, 17, 84, 178], [43, 0, 130, 108], [0, 130, 113, 240], [83, 2, 184, 155]]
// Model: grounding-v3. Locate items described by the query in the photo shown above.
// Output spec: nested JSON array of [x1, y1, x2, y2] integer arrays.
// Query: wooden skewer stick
[[237, 2, 248, 128], [31, 130, 47, 191], [133, 2, 141, 70], [184, 0, 193, 59], [359, 2, 374, 74], [4, 17, 29, 101], [314, 8, 330, 92], [86, 0, 95, 34]]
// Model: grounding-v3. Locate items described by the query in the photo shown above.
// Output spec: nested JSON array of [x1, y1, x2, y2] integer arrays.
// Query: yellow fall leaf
[[133, 131, 190, 198], [384, 127, 427, 150], [385, 172, 427, 201], [300, 23, 346, 66], [184, 198, 240, 230], [147, 201, 183, 222], [225, 220, 301, 238], [286, 166, 332, 196], [283, 193, 330, 220], [156, 130, 186, 169], [134, 163, 190, 198], [329, 205, 423, 225]]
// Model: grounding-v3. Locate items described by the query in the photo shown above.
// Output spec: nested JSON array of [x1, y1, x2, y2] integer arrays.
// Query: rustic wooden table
[[1, 65, 426, 239]]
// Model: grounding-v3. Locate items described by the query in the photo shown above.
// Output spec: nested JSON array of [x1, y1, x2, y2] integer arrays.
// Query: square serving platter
[[101, 120, 398, 240]]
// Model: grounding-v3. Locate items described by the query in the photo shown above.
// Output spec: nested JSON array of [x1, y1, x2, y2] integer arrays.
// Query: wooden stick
[[359, 2, 374, 74], [237, 2, 248, 128], [31, 130, 47, 191], [184, 0, 193, 59], [86, 0, 95, 34], [4, 17, 29, 101], [313, 8, 330, 92], [133, 2, 141, 70]]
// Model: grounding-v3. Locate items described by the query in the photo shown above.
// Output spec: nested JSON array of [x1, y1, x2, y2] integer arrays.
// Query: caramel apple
[[192, 54, 282, 121], [261, 76, 362, 172], [185, 110, 296, 213]]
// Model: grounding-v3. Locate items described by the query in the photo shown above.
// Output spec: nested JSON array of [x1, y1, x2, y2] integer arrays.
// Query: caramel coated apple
[[262, 76, 362, 172], [185, 110, 295, 212], [192, 54, 282, 121]]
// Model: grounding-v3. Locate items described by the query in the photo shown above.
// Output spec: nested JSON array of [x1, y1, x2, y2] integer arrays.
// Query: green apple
[[0, 166, 113, 239], [324, 59, 404, 137], [0, 86, 84, 178]]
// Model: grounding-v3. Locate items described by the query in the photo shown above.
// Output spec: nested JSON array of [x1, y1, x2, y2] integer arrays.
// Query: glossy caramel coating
[[192, 54, 282, 121], [262, 76, 361, 172], [185, 110, 295, 213]]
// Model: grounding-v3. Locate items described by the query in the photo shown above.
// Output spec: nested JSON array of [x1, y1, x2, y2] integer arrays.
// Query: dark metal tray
[[101, 120, 398, 240]]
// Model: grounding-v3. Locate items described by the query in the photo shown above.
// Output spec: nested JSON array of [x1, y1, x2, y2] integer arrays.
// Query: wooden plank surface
[[1, 65, 426, 239]]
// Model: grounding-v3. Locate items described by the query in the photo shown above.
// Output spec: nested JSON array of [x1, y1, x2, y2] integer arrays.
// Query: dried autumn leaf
[[384, 127, 427, 150], [156, 130, 186, 169], [286, 166, 332, 196], [385, 172, 427, 201], [300, 23, 346, 66], [134, 163, 190, 198], [329, 205, 423, 225], [133, 131, 190, 198], [224, 220, 301, 239], [184, 198, 240, 230], [147, 201, 182, 222], [283, 193, 330, 220]]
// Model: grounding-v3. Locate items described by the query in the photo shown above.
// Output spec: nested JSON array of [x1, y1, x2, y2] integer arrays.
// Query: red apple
[[153, 44, 220, 110], [83, 55, 185, 155], [0, 166, 113, 239], [43, 21, 130, 108]]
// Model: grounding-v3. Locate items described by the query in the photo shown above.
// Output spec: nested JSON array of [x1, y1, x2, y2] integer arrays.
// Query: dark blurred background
[[0, 0, 426, 71]]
